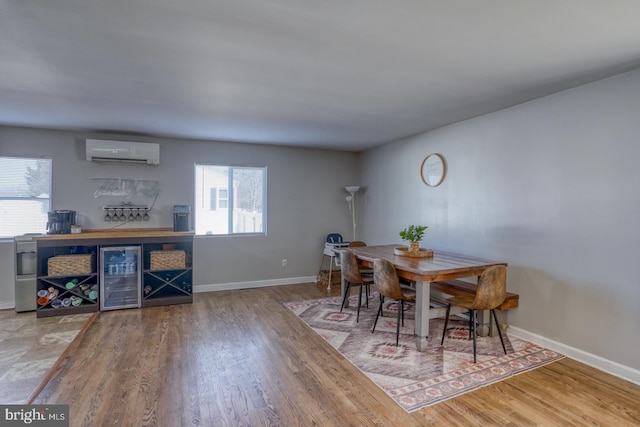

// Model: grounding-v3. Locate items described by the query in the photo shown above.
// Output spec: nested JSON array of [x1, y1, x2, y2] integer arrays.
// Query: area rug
[[285, 294, 564, 413]]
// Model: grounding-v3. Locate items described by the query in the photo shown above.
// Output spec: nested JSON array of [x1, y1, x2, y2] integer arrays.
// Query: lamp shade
[[345, 186, 360, 193]]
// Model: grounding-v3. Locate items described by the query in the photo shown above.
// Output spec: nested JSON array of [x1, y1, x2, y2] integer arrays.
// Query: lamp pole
[[345, 186, 360, 242]]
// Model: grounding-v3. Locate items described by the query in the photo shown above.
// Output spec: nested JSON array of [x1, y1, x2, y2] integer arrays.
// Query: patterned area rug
[[285, 294, 564, 412]]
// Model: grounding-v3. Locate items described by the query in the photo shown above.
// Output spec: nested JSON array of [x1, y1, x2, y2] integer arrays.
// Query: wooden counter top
[[32, 228, 194, 241]]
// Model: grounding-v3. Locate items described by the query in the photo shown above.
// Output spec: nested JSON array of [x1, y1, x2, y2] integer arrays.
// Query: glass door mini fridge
[[100, 246, 141, 310]]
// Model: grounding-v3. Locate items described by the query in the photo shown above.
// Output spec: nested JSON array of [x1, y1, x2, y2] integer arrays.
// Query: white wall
[[360, 68, 640, 373], [0, 127, 359, 306]]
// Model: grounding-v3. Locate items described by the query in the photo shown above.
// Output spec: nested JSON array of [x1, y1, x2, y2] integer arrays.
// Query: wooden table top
[[32, 228, 194, 241], [346, 244, 507, 282]]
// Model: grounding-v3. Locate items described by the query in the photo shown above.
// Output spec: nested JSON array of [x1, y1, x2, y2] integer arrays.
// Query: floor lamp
[[345, 186, 360, 242]]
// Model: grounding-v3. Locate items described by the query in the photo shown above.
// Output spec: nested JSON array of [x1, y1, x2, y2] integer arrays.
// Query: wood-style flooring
[[14, 283, 640, 426], [0, 310, 93, 404]]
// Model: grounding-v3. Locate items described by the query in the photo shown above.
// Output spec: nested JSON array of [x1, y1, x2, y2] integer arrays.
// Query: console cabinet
[[35, 230, 194, 318], [142, 240, 193, 307], [36, 243, 99, 318]]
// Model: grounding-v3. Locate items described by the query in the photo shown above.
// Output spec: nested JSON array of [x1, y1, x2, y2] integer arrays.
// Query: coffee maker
[[46, 210, 76, 234]]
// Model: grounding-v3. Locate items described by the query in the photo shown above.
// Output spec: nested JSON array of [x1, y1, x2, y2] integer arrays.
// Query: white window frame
[[0, 156, 52, 237], [194, 164, 267, 236]]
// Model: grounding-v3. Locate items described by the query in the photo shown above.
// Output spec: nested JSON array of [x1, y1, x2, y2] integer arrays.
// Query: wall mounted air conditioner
[[86, 139, 160, 165]]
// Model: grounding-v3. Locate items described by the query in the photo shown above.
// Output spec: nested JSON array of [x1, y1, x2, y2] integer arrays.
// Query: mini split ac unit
[[86, 139, 160, 165]]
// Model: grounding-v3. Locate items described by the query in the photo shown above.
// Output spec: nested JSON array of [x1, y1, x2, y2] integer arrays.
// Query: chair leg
[[491, 309, 507, 354], [356, 284, 363, 323], [365, 285, 369, 308], [327, 258, 333, 290], [316, 253, 325, 283], [471, 310, 477, 363], [441, 303, 451, 345], [372, 296, 384, 333], [340, 282, 351, 312], [396, 299, 402, 346]]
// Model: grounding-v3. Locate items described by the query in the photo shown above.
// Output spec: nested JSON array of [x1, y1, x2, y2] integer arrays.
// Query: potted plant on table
[[399, 225, 428, 254]]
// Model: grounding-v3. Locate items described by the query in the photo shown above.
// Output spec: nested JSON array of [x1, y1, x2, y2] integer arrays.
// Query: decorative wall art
[[420, 153, 446, 187]]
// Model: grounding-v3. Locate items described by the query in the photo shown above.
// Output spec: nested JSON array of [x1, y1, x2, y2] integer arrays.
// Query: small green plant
[[399, 225, 428, 243]]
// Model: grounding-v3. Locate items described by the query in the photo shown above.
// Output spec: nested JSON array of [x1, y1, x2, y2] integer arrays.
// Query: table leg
[[414, 280, 430, 351], [487, 310, 507, 337], [477, 310, 490, 336], [474, 274, 490, 336]]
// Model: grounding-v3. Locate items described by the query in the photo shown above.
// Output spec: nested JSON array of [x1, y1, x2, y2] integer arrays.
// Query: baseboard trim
[[194, 276, 317, 293], [0, 277, 321, 310], [508, 326, 640, 386]]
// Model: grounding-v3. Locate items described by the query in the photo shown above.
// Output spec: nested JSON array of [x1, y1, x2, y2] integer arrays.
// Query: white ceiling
[[2, 1, 640, 152]]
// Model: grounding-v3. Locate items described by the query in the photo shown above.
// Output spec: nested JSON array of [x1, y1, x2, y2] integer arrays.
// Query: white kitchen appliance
[[14, 234, 38, 312], [86, 139, 159, 165]]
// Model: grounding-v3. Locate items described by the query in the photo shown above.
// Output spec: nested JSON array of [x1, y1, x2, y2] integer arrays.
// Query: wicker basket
[[48, 254, 94, 276], [150, 250, 186, 270], [318, 269, 342, 287]]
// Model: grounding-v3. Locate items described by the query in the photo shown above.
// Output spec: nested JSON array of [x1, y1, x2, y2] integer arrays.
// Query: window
[[210, 188, 217, 210], [218, 189, 228, 209], [0, 157, 52, 237], [195, 165, 266, 235]]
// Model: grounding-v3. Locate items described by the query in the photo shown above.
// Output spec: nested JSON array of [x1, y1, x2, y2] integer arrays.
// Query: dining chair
[[371, 258, 416, 346], [440, 265, 508, 363], [348, 240, 373, 275], [339, 250, 374, 323]]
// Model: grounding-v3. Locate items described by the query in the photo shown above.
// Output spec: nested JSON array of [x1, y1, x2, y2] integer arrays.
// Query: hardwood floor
[[26, 283, 640, 426], [0, 310, 93, 404]]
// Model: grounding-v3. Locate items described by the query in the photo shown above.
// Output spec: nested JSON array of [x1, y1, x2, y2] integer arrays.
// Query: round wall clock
[[420, 153, 446, 187]]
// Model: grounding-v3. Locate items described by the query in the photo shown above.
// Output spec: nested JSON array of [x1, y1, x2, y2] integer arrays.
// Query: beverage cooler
[[100, 246, 141, 310]]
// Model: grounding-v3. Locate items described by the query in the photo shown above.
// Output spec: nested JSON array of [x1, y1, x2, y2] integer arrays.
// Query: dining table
[[343, 244, 508, 351]]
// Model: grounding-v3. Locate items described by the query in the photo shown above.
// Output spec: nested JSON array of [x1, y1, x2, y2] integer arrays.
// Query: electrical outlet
[[282, 259, 287, 267]]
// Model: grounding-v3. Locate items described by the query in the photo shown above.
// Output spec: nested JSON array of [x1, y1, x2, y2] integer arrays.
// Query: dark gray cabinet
[[36, 231, 193, 317]]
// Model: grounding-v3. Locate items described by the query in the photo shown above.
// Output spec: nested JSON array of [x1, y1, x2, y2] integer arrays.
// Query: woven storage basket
[[150, 250, 186, 270], [48, 254, 94, 276], [318, 269, 342, 287]]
